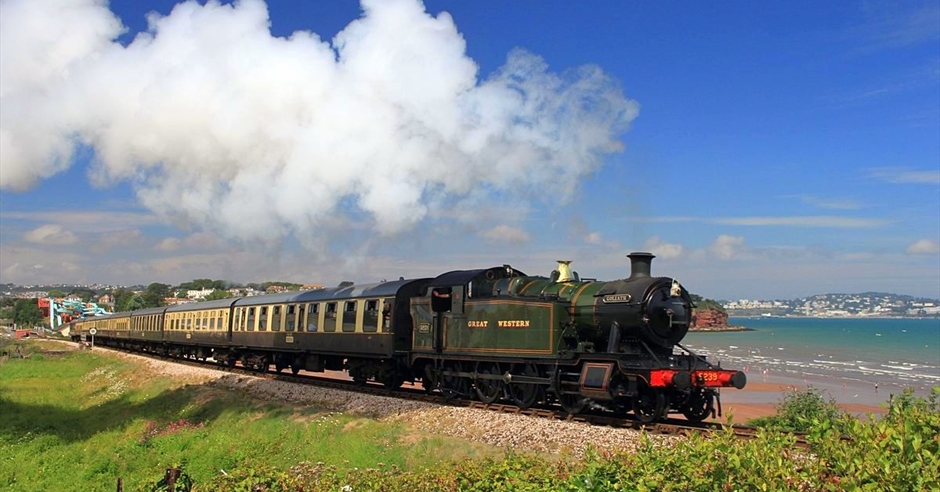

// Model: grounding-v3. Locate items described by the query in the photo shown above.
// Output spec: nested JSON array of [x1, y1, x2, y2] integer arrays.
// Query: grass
[[3, 339, 938, 491], [0, 340, 494, 491]]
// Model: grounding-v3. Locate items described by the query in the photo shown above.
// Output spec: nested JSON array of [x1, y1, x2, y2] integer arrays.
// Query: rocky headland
[[690, 307, 751, 332]]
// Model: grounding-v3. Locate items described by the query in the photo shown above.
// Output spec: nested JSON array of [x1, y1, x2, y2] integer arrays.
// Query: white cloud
[[713, 216, 886, 228], [1, 210, 161, 233], [92, 229, 143, 253], [23, 224, 78, 245], [626, 215, 887, 228], [155, 237, 181, 252], [480, 225, 530, 244], [906, 239, 940, 255], [868, 167, 940, 184], [0, 0, 637, 246], [795, 195, 861, 210], [642, 236, 684, 259], [708, 235, 745, 260]]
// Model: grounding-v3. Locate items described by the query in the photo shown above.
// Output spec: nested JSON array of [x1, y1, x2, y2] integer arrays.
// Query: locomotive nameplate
[[467, 320, 488, 328], [497, 320, 530, 328], [602, 294, 632, 303]]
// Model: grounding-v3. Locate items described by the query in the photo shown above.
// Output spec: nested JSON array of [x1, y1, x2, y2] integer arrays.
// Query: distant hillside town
[[723, 292, 940, 318]]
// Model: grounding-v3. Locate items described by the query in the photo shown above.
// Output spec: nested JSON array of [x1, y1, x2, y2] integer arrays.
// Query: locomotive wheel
[[681, 392, 714, 423], [422, 365, 438, 393], [442, 362, 470, 398], [474, 363, 504, 404], [275, 360, 287, 373], [508, 364, 540, 409], [381, 370, 405, 390], [559, 394, 588, 415], [632, 388, 666, 424], [290, 364, 301, 376], [256, 357, 270, 373]]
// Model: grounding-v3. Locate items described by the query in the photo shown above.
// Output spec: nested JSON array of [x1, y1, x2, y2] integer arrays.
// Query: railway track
[[67, 341, 808, 447]]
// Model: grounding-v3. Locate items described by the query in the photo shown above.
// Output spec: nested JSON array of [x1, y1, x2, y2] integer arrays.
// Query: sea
[[682, 317, 940, 405]]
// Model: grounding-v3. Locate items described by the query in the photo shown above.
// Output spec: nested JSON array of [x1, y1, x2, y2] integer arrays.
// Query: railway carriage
[[127, 306, 166, 349], [222, 280, 429, 383], [164, 298, 238, 360]]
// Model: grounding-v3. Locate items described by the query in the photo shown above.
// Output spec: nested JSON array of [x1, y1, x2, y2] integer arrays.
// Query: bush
[[749, 386, 846, 432]]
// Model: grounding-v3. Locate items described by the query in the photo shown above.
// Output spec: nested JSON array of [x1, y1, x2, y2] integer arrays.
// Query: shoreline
[[707, 370, 896, 424], [689, 325, 754, 333]]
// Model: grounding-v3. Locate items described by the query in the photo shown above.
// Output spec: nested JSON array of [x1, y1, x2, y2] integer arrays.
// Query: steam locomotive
[[70, 252, 745, 423]]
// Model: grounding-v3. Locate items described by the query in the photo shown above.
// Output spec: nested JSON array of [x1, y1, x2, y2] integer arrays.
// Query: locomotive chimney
[[555, 260, 573, 282], [627, 252, 655, 279]]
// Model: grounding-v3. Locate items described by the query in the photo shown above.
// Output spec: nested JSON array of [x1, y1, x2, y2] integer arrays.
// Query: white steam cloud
[[1, 0, 638, 245]]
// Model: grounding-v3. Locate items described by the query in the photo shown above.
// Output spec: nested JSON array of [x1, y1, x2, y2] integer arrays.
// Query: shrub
[[749, 386, 846, 432]]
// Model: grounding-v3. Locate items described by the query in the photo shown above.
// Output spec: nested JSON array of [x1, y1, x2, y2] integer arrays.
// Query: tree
[[112, 288, 137, 312], [146, 283, 171, 298], [203, 289, 235, 301], [69, 288, 98, 303], [47, 289, 67, 298], [13, 299, 43, 327]]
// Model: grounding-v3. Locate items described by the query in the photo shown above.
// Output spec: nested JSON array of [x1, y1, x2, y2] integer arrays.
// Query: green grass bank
[[2, 340, 938, 492]]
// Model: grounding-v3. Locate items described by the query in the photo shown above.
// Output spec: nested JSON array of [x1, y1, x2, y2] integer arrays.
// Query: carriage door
[[431, 288, 450, 352], [431, 286, 464, 352]]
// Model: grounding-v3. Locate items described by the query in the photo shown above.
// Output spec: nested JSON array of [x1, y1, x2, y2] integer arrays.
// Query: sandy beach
[[708, 374, 889, 424]]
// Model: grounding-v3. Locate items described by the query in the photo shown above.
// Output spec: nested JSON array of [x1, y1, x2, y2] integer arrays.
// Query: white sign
[[89, 328, 98, 335]]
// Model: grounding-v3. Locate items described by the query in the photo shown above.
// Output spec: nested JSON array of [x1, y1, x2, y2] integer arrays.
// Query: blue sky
[[1, 0, 938, 301]]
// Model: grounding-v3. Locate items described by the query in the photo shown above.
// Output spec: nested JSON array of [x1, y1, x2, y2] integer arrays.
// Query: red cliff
[[691, 307, 730, 330]]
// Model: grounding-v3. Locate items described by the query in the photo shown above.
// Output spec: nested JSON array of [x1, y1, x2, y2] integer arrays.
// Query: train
[[69, 252, 745, 423]]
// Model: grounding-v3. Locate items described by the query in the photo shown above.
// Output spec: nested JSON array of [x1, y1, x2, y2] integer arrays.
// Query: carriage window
[[247, 307, 256, 331], [305, 303, 318, 332], [286, 305, 296, 332], [364, 299, 379, 333], [209, 317, 216, 330], [342, 301, 358, 332], [272, 306, 281, 332], [259, 306, 268, 331], [325, 302, 337, 333]]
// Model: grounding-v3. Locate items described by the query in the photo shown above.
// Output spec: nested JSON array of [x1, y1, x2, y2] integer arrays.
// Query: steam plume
[[0, 0, 638, 243]]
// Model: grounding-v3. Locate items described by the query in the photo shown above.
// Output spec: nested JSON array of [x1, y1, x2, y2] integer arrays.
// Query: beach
[[692, 317, 940, 423], [709, 380, 887, 424]]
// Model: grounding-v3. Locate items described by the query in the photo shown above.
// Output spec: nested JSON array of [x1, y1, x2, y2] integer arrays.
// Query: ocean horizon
[[682, 317, 940, 406]]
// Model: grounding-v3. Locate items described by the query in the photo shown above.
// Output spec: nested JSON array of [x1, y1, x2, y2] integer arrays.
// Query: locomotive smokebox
[[627, 252, 655, 279]]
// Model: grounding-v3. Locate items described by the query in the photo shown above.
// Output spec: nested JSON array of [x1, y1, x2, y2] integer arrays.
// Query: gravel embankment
[[69, 343, 664, 456]]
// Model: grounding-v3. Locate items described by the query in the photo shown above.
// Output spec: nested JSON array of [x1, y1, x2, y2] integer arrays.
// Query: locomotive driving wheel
[[559, 394, 588, 415], [681, 391, 714, 423], [508, 363, 540, 409], [474, 362, 504, 404], [632, 387, 666, 424], [441, 362, 470, 398]]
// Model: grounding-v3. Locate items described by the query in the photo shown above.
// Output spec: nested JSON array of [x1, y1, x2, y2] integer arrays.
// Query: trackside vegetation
[[2, 341, 938, 492]]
